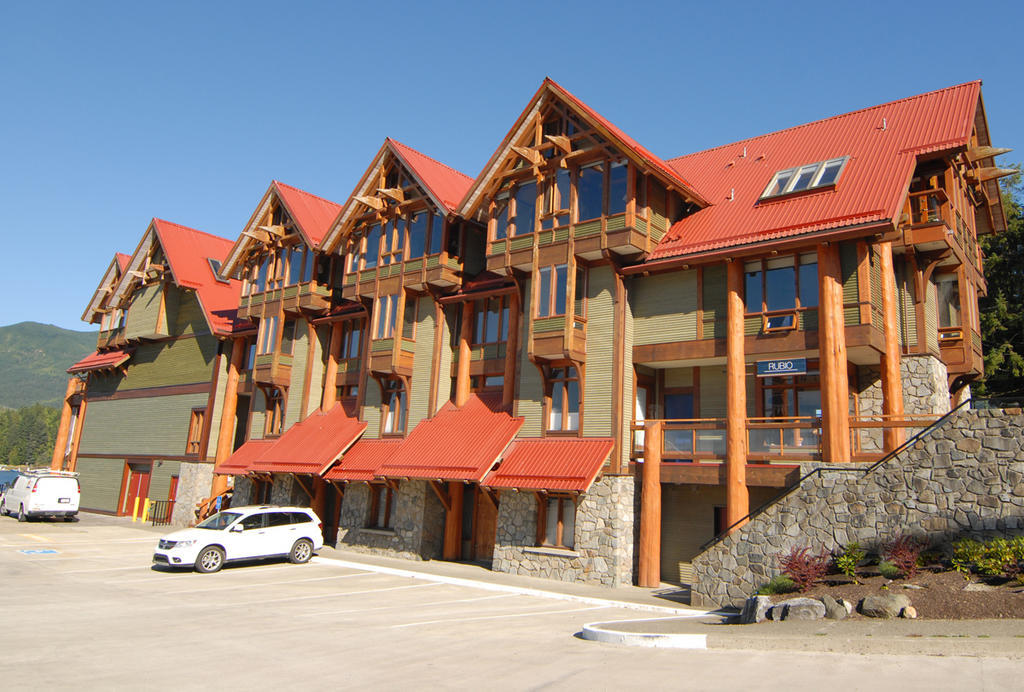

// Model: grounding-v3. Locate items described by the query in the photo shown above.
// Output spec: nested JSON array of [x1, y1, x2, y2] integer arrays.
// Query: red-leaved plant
[[881, 534, 926, 579], [777, 547, 830, 592]]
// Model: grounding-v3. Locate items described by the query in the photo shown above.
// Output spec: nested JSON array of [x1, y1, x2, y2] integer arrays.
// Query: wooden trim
[[86, 382, 211, 402], [77, 453, 208, 463], [429, 480, 451, 512], [442, 481, 464, 560], [856, 240, 872, 325]]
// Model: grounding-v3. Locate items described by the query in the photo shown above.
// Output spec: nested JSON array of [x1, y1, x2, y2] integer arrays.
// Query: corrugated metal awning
[[482, 438, 614, 493]]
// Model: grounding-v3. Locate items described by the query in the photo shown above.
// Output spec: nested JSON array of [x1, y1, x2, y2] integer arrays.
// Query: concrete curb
[[311, 556, 708, 615], [581, 622, 708, 649]]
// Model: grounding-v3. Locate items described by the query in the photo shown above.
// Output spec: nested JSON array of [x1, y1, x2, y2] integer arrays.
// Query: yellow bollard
[[141, 498, 151, 523], [131, 496, 140, 522]]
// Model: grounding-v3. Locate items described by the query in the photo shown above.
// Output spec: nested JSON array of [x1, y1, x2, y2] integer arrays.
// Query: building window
[[264, 387, 285, 437], [493, 192, 510, 241], [536, 264, 569, 318], [381, 217, 406, 266], [513, 180, 537, 236], [336, 319, 363, 360], [280, 319, 297, 356], [470, 374, 504, 393], [257, 315, 280, 355], [577, 162, 605, 222], [935, 274, 961, 329], [363, 223, 381, 269], [541, 168, 571, 230], [374, 294, 400, 339], [368, 484, 394, 529], [285, 246, 308, 286], [381, 378, 407, 434], [761, 157, 848, 199], [537, 495, 576, 549], [744, 253, 817, 330], [185, 408, 205, 455], [473, 295, 510, 345], [407, 212, 427, 259], [546, 365, 580, 433]]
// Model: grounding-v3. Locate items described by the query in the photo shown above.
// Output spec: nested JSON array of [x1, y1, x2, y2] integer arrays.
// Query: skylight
[[761, 157, 848, 199], [207, 257, 230, 284]]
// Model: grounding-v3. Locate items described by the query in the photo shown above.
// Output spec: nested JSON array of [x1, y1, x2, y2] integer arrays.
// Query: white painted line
[[20, 534, 48, 542], [113, 563, 296, 583], [158, 571, 374, 595], [311, 556, 707, 616], [392, 604, 613, 629], [581, 623, 708, 649], [303, 593, 518, 618], [148, 581, 442, 608], [61, 565, 147, 574]]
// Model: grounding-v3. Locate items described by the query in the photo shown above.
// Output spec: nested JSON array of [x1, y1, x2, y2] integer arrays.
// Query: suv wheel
[[195, 546, 225, 573], [289, 538, 313, 564], [18, 505, 27, 522]]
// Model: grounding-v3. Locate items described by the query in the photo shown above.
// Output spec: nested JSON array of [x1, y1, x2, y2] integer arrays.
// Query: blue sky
[[2, 0, 1021, 332]]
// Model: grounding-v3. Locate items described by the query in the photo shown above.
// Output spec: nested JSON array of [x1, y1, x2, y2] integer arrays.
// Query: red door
[[121, 463, 152, 515]]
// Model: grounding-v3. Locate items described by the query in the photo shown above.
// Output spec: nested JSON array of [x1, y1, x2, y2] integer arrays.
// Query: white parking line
[[158, 571, 374, 595], [304, 592, 517, 617], [392, 604, 614, 629], [219, 581, 441, 607], [61, 565, 148, 574], [113, 563, 298, 583]]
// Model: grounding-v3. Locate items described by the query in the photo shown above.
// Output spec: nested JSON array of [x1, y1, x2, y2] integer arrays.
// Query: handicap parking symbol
[[18, 549, 59, 555]]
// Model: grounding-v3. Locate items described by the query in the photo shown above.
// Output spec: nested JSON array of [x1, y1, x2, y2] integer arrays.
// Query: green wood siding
[[840, 242, 860, 326], [361, 378, 382, 438], [78, 393, 211, 457], [284, 323, 309, 429], [925, 278, 938, 353], [870, 247, 884, 327], [249, 389, 267, 440], [517, 278, 544, 437], [124, 283, 166, 340], [172, 290, 208, 336], [115, 336, 218, 391], [409, 296, 435, 429], [665, 368, 693, 388], [435, 310, 453, 413], [619, 287, 634, 467], [149, 460, 181, 502], [205, 348, 229, 458], [702, 266, 727, 339], [583, 266, 614, 437], [699, 366, 727, 417], [632, 270, 698, 345], [76, 457, 125, 513], [898, 262, 917, 347]]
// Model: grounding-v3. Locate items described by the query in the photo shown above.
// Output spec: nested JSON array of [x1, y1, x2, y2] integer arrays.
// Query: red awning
[[214, 439, 276, 475], [376, 395, 523, 482], [67, 349, 131, 374], [250, 406, 367, 475], [482, 438, 614, 493], [324, 439, 403, 482]]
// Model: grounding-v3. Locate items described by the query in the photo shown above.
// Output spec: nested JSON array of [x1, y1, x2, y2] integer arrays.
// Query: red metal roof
[[482, 438, 613, 492], [389, 139, 474, 213], [151, 219, 249, 335], [324, 439, 402, 482], [650, 81, 982, 260], [250, 405, 367, 475], [273, 181, 343, 247], [214, 439, 276, 475], [115, 253, 131, 272], [67, 348, 132, 374], [376, 394, 524, 482]]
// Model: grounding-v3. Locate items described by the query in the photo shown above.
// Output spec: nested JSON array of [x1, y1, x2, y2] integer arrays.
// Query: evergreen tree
[[978, 166, 1024, 397]]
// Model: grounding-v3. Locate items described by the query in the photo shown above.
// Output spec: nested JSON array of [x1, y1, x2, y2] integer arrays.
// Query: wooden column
[[817, 244, 851, 463], [725, 261, 749, 531], [455, 301, 473, 407], [637, 420, 662, 588], [66, 396, 87, 472], [442, 481, 464, 560], [322, 321, 343, 411], [310, 477, 328, 521], [878, 241, 905, 451], [502, 292, 520, 409], [211, 338, 245, 498], [50, 377, 79, 470]]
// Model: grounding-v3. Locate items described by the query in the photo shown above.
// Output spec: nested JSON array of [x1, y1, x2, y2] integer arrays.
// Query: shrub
[[952, 538, 985, 578], [833, 542, 866, 583], [952, 537, 1024, 580], [777, 547, 830, 592], [756, 575, 799, 595], [881, 534, 925, 579], [878, 560, 903, 580]]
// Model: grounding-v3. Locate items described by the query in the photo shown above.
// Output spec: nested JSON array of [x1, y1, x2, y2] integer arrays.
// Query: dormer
[[82, 253, 132, 349], [457, 79, 706, 274]]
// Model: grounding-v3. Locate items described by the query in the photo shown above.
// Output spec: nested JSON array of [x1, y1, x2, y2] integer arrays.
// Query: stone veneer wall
[[169, 461, 214, 527], [902, 354, 950, 415], [233, 476, 253, 506], [491, 476, 635, 587], [691, 406, 1024, 608], [337, 481, 445, 561]]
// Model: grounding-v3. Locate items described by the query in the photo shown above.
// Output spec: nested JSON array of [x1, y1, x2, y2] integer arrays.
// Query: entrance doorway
[[120, 462, 152, 515]]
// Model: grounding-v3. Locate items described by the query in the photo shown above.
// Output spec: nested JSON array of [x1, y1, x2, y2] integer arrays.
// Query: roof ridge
[[666, 80, 982, 163], [152, 218, 233, 246], [388, 137, 473, 183], [273, 180, 343, 209]]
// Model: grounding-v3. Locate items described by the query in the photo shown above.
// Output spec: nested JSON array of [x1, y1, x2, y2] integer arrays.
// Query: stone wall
[[691, 406, 1024, 608], [169, 461, 214, 527], [491, 476, 636, 587], [233, 476, 252, 506], [902, 354, 950, 415], [337, 481, 445, 561]]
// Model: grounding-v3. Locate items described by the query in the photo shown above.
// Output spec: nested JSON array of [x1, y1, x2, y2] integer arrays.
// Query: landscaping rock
[[901, 606, 918, 619], [860, 594, 912, 618], [837, 597, 855, 615], [771, 597, 826, 621], [819, 595, 847, 620], [964, 581, 997, 592], [739, 595, 772, 624]]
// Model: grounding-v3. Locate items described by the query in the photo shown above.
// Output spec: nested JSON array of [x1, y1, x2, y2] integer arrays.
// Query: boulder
[[860, 594, 912, 619], [819, 595, 847, 620], [772, 597, 826, 621], [739, 595, 772, 624], [901, 606, 918, 619], [837, 598, 855, 615]]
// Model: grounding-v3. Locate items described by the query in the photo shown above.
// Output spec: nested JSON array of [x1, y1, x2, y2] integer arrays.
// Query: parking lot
[[2, 513, 1022, 690]]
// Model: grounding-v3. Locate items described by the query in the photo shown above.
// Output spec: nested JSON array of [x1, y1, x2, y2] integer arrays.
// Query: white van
[[0, 470, 80, 521]]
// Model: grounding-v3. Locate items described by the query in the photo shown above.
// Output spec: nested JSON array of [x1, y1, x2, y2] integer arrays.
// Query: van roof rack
[[21, 468, 79, 478]]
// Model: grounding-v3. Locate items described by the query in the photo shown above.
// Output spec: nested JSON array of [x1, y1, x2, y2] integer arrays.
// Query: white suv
[[1, 470, 80, 521], [153, 505, 324, 573]]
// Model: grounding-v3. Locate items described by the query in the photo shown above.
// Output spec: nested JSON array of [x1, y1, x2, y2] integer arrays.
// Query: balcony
[[97, 328, 127, 349], [367, 337, 415, 377], [902, 189, 980, 268], [938, 326, 985, 379], [251, 352, 292, 387], [342, 254, 462, 300], [239, 281, 330, 320], [529, 314, 586, 363]]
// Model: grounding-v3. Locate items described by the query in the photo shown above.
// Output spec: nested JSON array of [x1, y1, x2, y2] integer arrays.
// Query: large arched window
[[381, 378, 407, 435]]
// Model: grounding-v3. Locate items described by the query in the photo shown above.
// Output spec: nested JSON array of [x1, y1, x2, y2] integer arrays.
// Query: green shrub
[[756, 575, 799, 595], [952, 539, 985, 577], [833, 542, 866, 583], [952, 537, 1024, 579], [878, 560, 903, 580]]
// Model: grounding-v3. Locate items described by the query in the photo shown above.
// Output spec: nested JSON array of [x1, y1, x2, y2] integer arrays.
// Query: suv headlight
[[175, 539, 196, 548]]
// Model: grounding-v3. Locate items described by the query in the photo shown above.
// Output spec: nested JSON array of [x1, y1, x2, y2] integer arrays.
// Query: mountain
[[0, 322, 97, 409]]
